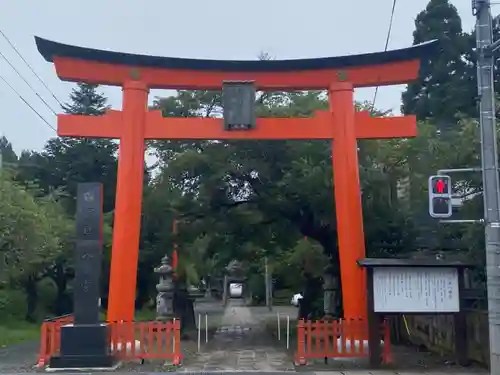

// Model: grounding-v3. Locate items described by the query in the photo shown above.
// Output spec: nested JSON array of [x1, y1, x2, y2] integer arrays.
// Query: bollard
[[197, 314, 201, 352], [286, 315, 290, 349], [277, 312, 281, 341], [205, 313, 208, 343]]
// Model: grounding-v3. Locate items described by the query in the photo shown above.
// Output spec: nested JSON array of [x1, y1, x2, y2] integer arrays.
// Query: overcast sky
[[0, 0, 478, 154]]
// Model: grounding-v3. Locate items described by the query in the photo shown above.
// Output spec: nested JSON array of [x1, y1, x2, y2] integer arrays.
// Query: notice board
[[372, 267, 460, 313]]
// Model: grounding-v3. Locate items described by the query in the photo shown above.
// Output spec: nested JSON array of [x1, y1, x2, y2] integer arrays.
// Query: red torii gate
[[35, 37, 436, 323]]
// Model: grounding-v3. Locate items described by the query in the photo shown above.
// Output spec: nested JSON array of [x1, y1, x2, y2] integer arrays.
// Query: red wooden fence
[[37, 318, 181, 367], [294, 318, 392, 365], [37, 314, 74, 367], [110, 320, 181, 364]]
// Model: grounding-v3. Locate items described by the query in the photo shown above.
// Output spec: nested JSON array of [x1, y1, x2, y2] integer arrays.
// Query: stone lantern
[[154, 255, 175, 321], [323, 262, 339, 319]]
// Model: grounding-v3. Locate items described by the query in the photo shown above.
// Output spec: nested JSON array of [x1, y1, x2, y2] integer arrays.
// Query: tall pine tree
[[61, 83, 109, 116], [0, 136, 18, 164], [401, 0, 475, 125], [28, 83, 119, 213]]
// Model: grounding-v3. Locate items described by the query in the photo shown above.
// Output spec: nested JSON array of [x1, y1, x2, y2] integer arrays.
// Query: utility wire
[[0, 29, 63, 108], [0, 75, 55, 131], [372, 0, 397, 108], [0, 49, 57, 115], [0, 31, 72, 148], [0, 75, 73, 151]]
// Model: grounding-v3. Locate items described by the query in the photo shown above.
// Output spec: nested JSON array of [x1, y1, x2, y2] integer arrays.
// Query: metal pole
[[264, 257, 269, 307], [265, 256, 270, 310], [286, 315, 290, 349], [475, 0, 500, 371], [437, 167, 482, 174], [277, 312, 281, 341], [197, 313, 201, 352], [439, 219, 485, 224]]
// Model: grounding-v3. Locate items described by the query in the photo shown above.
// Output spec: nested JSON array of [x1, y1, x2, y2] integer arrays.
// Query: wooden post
[[366, 267, 381, 368], [454, 270, 468, 366]]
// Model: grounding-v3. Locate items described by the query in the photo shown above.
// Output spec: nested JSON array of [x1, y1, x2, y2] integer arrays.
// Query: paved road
[[180, 299, 295, 372], [0, 341, 38, 373], [0, 373, 488, 375], [309, 372, 487, 375]]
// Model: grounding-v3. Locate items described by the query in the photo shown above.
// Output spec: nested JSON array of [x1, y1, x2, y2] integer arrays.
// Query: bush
[[0, 288, 26, 320]]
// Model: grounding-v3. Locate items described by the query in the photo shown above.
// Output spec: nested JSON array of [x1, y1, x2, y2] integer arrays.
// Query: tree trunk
[[173, 283, 196, 338], [24, 275, 38, 322], [298, 272, 323, 320], [51, 263, 69, 315]]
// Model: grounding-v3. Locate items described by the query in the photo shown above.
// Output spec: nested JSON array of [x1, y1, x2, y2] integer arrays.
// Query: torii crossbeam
[[35, 36, 436, 323]]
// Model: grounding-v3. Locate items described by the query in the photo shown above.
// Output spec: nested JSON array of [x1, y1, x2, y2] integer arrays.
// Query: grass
[[0, 308, 159, 348], [0, 319, 41, 347], [0, 304, 221, 348]]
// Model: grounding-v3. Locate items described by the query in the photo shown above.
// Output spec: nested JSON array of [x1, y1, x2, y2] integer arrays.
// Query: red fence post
[[36, 323, 49, 367], [173, 319, 181, 365], [294, 319, 306, 365]]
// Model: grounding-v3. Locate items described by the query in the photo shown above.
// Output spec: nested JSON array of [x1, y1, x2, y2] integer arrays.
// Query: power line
[[0, 31, 73, 148], [0, 75, 74, 151], [372, 0, 398, 108], [0, 75, 56, 131], [0, 29, 64, 108], [0, 49, 57, 115]]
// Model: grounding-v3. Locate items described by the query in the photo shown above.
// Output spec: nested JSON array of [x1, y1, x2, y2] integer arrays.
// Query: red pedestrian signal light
[[428, 175, 452, 218], [431, 176, 450, 195]]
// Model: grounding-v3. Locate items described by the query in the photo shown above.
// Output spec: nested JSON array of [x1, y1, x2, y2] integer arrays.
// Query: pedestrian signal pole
[[473, 0, 500, 371]]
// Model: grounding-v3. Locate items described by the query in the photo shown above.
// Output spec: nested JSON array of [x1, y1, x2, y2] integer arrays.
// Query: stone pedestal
[[49, 324, 113, 368], [154, 255, 174, 321]]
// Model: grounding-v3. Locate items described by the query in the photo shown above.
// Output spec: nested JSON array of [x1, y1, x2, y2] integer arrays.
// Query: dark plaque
[[74, 183, 103, 325], [222, 81, 256, 130]]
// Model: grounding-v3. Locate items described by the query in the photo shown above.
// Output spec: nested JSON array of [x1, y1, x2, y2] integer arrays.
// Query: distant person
[[291, 292, 303, 307]]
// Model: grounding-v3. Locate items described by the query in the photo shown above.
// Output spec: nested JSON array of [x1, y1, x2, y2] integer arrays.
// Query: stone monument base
[[49, 324, 115, 369]]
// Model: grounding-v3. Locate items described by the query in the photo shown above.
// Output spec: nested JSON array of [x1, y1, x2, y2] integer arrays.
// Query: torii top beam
[[35, 37, 438, 90]]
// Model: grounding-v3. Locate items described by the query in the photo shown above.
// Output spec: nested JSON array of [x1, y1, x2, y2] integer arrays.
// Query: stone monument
[[49, 182, 114, 369], [154, 255, 175, 321]]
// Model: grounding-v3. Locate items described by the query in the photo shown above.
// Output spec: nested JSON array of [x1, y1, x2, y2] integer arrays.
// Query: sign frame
[[372, 266, 460, 313], [358, 258, 472, 368]]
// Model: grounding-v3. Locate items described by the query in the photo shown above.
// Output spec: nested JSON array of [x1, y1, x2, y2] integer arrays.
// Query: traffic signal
[[428, 175, 452, 218]]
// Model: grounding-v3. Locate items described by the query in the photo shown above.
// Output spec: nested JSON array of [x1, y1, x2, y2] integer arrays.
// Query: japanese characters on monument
[[74, 183, 103, 325], [372, 267, 459, 313]]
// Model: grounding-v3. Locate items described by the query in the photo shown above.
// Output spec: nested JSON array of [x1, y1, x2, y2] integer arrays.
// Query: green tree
[[401, 0, 475, 123], [19, 83, 118, 213], [9, 84, 119, 316], [0, 136, 18, 164], [148, 89, 417, 318], [61, 83, 109, 115], [0, 172, 73, 320]]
